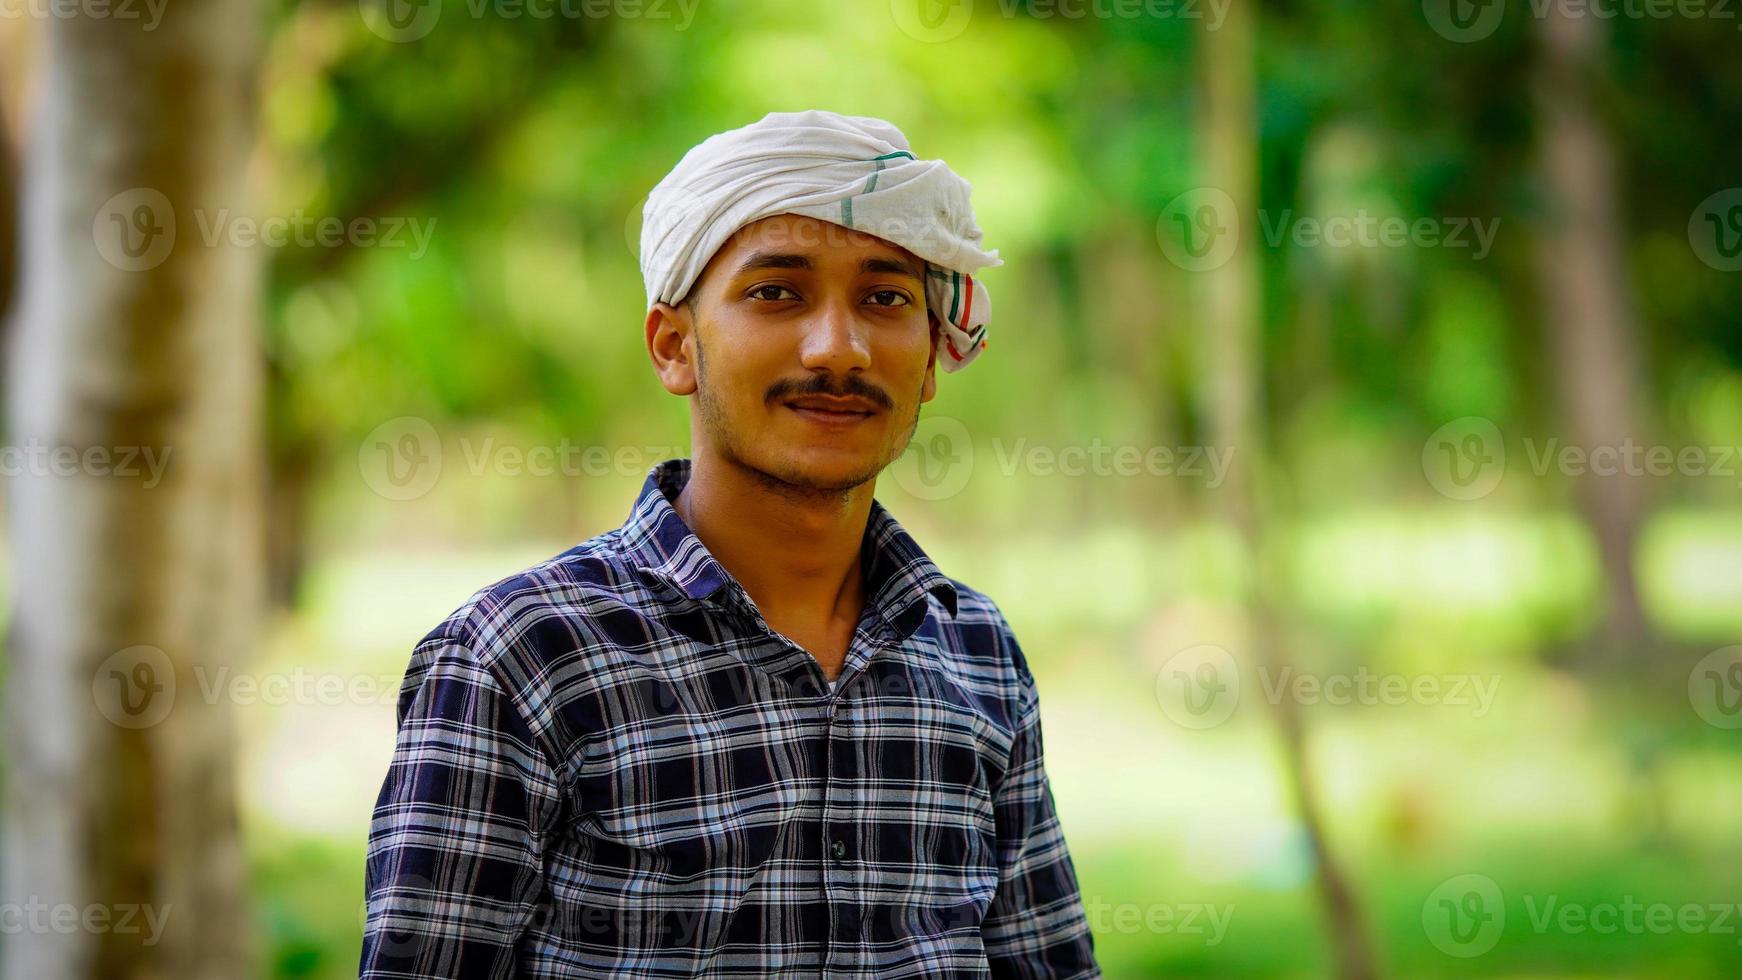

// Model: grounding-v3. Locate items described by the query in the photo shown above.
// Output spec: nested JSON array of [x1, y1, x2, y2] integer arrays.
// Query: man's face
[[654, 213, 939, 492]]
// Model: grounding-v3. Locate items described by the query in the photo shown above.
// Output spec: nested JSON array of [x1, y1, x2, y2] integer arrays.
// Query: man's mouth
[[784, 395, 879, 426]]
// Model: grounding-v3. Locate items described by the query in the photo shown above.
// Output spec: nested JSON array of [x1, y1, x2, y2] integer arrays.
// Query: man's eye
[[750, 285, 797, 302], [866, 290, 911, 307]]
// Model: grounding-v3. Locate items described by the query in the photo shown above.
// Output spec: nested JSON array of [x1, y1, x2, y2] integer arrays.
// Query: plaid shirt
[[360, 458, 1098, 979]]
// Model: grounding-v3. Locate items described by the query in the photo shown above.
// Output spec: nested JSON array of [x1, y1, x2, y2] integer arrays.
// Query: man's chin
[[761, 448, 888, 494]]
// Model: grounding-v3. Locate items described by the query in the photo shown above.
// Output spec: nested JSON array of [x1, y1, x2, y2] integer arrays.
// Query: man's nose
[[797, 296, 872, 373]]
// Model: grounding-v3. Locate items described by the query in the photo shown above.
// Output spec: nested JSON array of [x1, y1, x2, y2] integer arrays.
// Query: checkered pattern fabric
[[360, 458, 1097, 978]]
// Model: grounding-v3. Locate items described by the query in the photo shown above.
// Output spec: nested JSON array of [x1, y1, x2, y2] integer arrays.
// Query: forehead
[[707, 214, 922, 274]]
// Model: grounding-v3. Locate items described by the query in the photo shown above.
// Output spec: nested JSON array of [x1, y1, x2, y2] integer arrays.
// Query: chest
[[558, 655, 1015, 870]]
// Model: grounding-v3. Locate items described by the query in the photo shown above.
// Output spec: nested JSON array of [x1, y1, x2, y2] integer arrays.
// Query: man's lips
[[784, 396, 879, 426]]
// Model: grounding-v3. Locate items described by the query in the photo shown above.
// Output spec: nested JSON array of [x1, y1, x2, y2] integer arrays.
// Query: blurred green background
[[4, 0, 1742, 977]]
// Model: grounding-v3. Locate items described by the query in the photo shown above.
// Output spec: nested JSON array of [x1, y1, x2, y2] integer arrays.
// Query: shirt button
[[829, 838, 848, 864]]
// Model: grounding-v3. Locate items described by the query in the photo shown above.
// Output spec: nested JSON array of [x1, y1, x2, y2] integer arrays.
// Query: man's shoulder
[[938, 576, 1008, 633], [922, 575, 1038, 703]]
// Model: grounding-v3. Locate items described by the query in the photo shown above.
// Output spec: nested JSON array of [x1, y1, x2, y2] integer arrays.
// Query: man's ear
[[920, 313, 940, 405], [645, 301, 698, 396]]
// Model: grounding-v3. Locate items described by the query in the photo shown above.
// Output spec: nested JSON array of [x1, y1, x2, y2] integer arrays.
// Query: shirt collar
[[619, 458, 958, 637]]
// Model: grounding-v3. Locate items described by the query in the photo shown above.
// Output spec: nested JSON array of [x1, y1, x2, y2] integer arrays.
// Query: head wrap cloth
[[640, 110, 1002, 372]]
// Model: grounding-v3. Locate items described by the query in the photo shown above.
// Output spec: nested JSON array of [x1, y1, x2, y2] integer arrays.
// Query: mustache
[[766, 374, 894, 411]]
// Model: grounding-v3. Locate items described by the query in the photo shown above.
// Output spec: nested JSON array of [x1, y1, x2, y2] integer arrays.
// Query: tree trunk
[[3, 2, 262, 978], [1533, 4, 1650, 659], [1197, 5, 1379, 978], [0, 95, 16, 325]]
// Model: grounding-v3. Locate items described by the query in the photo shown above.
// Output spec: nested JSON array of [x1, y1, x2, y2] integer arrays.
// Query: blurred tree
[[2, 3, 263, 978], [0, 97, 15, 324], [1532, 4, 1650, 659], [1196, 5, 1377, 979], [258, 13, 603, 605]]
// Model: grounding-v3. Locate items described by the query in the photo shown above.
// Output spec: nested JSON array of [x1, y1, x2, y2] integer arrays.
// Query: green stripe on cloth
[[864, 158, 887, 195]]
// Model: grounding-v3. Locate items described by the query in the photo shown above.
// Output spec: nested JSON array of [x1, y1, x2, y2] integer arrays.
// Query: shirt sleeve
[[980, 649, 1100, 979], [359, 631, 565, 979]]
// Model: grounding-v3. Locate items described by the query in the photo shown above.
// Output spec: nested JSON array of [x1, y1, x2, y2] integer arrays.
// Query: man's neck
[[673, 450, 874, 670]]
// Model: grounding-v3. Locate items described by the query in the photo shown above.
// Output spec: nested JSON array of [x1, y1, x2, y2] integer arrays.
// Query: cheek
[[700, 321, 782, 405], [878, 321, 933, 384]]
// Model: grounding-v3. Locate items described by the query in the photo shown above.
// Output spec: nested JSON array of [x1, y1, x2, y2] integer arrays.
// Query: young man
[[360, 110, 1098, 979]]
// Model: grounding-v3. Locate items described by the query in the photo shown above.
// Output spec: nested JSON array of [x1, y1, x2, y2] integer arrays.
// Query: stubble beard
[[692, 336, 922, 499]]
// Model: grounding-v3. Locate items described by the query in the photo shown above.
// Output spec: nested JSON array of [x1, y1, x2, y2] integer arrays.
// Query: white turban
[[639, 110, 1002, 372]]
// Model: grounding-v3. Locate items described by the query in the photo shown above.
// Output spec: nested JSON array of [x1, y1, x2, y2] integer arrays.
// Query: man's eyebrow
[[732, 251, 923, 282], [733, 251, 812, 276], [860, 256, 924, 283]]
